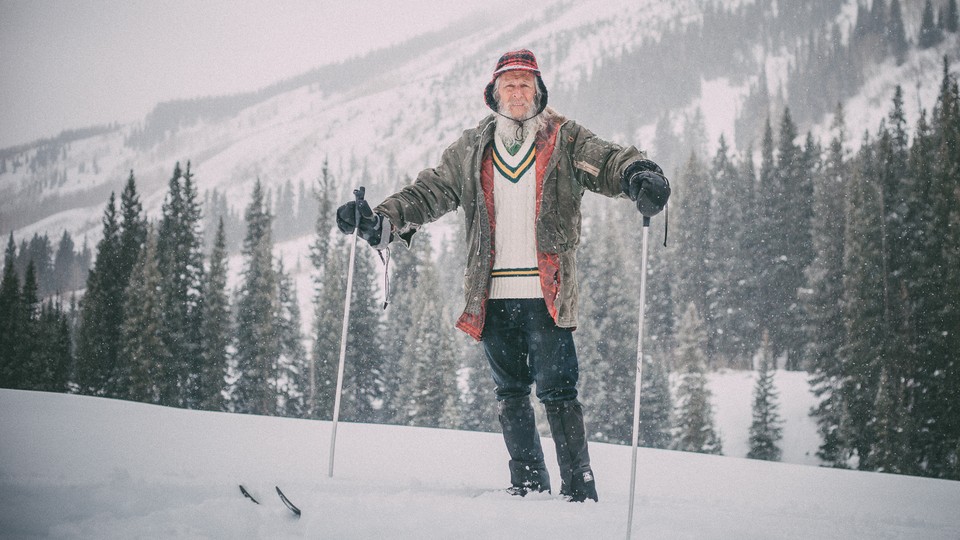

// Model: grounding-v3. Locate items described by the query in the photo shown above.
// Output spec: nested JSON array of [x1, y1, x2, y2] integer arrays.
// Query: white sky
[[0, 0, 509, 149]]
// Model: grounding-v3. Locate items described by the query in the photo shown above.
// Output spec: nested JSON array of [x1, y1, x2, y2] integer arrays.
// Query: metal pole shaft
[[626, 218, 651, 539], [329, 223, 360, 478]]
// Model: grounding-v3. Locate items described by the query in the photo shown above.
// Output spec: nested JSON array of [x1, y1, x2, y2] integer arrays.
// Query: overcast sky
[[0, 0, 507, 149]]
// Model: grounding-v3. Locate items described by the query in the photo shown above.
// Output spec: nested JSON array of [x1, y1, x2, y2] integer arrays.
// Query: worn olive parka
[[374, 106, 645, 340]]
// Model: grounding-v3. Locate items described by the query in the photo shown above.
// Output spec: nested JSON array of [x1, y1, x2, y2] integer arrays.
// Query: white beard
[[495, 103, 545, 148]]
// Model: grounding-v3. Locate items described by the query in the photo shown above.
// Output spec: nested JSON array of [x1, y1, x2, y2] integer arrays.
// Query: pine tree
[[309, 162, 337, 418], [198, 218, 230, 412], [380, 229, 432, 423], [233, 180, 281, 416], [869, 365, 910, 473], [275, 258, 309, 417], [887, 0, 908, 64], [706, 135, 753, 367], [915, 59, 960, 478], [53, 231, 76, 293], [919, 0, 943, 48], [672, 302, 723, 455], [33, 297, 71, 393], [838, 133, 888, 470], [12, 262, 40, 389], [807, 104, 850, 464], [748, 332, 784, 461], [394, 261, 460, 429], [947, 0, 959, 32], [156, 162, 205, 407], [23, 233, 54, 297], [118, 171, 148, 289], [669, 152, 711, 349], [74, 193, 123, 396], [339, 245, 384, 423], [312, 233, 346, 421], [118, 226, 166, 404], [0, 234, 21, 385], [639, 353, 672, 449], [775, 110, 816, 369], [577, 204, 640, 444], [754, 118, 781, 365]]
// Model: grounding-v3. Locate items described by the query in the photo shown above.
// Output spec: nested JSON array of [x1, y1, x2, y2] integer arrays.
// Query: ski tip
[[275, 486, 302, 518], [239, 484, 260, 504]]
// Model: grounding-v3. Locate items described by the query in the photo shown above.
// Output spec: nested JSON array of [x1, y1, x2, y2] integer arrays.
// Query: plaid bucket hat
[[483, 49, 549, 116]]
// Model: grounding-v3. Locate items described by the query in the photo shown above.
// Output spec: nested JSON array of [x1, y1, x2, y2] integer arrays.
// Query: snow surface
[[3, 378, 959, 539]]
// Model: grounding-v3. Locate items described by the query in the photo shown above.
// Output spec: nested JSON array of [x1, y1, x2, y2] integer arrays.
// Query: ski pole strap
[[378, 246, 391, 310], [662, 202, 669, 247]]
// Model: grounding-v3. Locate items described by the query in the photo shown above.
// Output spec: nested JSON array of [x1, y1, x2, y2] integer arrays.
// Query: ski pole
[[626, 215, 651, 539], [329, 186, 365, 478]]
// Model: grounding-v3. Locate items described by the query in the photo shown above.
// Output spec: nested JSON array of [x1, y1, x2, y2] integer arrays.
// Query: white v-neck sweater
[[490, 134, 541, 299]]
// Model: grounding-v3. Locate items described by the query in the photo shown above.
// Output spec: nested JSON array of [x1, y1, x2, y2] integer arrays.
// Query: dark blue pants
[[481, 299, 579, 404]]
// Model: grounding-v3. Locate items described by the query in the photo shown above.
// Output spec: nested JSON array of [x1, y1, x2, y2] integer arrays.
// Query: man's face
[[496, 70, 537, 120]]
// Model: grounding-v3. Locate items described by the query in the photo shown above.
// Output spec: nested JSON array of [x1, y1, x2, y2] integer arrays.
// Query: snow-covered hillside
[[2, 381, 958, 539], [12, 0, 955, 245]]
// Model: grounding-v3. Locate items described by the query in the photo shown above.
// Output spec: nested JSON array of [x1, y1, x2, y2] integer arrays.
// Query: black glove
[[622, 159, 670, 217], [336, 198, 384, 246]]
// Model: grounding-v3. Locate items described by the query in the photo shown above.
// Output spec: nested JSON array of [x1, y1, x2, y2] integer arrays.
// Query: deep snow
[[2, 376, 959, 539]]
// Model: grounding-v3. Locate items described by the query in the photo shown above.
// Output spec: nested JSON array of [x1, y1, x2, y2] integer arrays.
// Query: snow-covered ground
[[3, 374, 959, 539]]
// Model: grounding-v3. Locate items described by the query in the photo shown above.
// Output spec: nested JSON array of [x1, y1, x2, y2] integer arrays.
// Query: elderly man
[[337, 49, 669, 502]]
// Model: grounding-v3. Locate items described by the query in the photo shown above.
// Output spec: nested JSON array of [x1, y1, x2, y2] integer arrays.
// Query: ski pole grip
[[353, 186, 365, 232]]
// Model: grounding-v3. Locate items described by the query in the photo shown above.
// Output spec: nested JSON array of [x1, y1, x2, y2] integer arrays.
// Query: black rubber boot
[[545, 399, 598, 502], [498, 396, 551, 495]]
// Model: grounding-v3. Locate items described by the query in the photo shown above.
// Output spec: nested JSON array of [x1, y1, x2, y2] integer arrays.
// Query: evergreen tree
[[948, 0, 959, 32], [435, 222, 496, 433], [309, 162, 337, 418], [577, 204, 640, 444], [22, 233, 54, 297], [778, 110, 816, 369], [380, 229, 432, 423], [74, 193, 123, 396], [705, 135, 753, 367], [11, 262, 40, 389], [233, 179, 281, 416], [198, 218, 230, 411], [869, 365, 910, 473], [53, 231, 76, 293], [919, 0, 943, 48], [915, 59, 960, 478], [0, 234, 21, 384], [672, 302, 723, 454], [747, 332, 784, 461], [639, 353, 672, 449], [393, 261, 460, 429], [754, 117, 780, 364], [33, 297, 71, 393], [806, 104, 850, 464], [887, 0, 908, 64], [669, 152, 711, 350], [312, 233, 346, 421], [156, 162, 205, 407], [838, 133, 888, 470], [339, 245, 384, 423], [275, 258, 309, 417], [118, 171, 148, 289], [118, 227, 166, 404]]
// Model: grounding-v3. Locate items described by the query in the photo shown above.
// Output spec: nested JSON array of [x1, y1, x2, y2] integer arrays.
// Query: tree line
[[639, 59, 958, 478]]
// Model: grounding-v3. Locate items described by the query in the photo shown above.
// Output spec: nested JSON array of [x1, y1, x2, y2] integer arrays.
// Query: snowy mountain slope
[[2, 386, 958, 539], [5, 0, 954, 251], [2, 0, 709, 244]]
